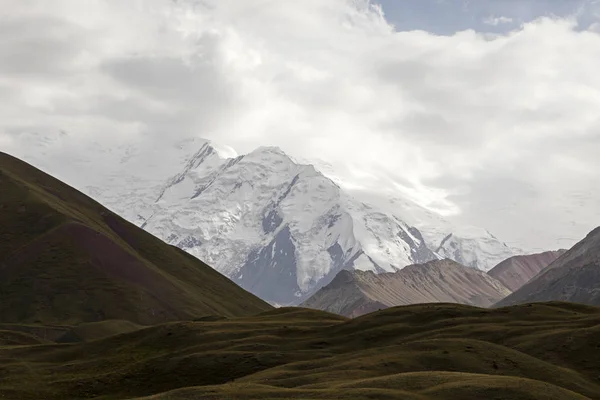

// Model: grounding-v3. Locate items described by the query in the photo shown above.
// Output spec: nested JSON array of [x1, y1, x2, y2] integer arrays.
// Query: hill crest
[[0, 152, 271, 325]]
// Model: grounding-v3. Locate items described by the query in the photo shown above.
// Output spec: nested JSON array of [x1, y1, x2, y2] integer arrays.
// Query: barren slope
[[496, 227, 600, 307], [488, 250, 566, 291], [302, 259, 511, 317]]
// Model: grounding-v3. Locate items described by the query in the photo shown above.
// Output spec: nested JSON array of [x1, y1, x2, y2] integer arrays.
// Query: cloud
[[1, 0, 599, 250], [483, 15, 513, 26]]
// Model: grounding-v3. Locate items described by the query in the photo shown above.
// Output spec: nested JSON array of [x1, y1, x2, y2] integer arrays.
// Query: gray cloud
[[0, 15, 87, 78], [1, 0, 599, 251]]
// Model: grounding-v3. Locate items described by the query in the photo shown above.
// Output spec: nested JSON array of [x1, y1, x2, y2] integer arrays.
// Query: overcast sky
[[1, 0, 599, 250]]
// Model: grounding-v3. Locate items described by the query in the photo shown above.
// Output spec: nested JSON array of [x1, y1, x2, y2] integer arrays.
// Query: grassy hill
[[0, 152, 272, 325], [0, 302, 597, 399]]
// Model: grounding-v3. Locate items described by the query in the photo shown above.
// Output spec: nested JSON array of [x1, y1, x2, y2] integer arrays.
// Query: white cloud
[[483, 15, 514, 26], [1, 0, 599, 250], [0, 133, 12, 149]]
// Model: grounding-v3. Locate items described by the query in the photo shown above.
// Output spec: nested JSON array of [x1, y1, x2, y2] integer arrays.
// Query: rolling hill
[[0, 152, 272, 325], [0, 303, 598, 399], [301, 259, 511, 317], [496, 227, 600, 307]]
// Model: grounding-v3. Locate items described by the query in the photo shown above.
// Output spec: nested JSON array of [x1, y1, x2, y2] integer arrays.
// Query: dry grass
[[0, 303, 597, 399]]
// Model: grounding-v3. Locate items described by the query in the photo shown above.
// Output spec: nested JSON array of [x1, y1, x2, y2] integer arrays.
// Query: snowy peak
[[250, 145, 290, 158], [134, 141, 449, 305], [436, 231, 518, 272], [156, 141, 235, 203], [187, 142, 223, 169]]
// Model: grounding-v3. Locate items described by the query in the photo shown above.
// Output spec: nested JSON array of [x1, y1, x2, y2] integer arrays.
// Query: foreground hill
[[488, 250, 566, 292], [0, 303, 598, 399], [301, 259, 511, 317], [496, 227, 600, 307], [0, 152, 271, 325]]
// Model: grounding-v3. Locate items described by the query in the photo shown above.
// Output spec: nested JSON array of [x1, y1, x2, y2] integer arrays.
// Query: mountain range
[[11, 133, 521, 305], [301, 259, 511, 317], [301, 248, 574, 317], [0, 150, 599, 399]]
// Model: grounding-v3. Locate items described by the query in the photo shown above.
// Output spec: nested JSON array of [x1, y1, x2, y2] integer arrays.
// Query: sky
[[1, 0, 599, 251], [377, 0, 600, 34]]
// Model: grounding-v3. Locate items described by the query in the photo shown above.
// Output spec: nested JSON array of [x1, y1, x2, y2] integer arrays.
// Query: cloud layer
[[1, 0, 599, 250]]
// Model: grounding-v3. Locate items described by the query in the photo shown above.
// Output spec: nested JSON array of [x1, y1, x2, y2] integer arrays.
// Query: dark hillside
[[0, 303, 597, 399], [0, 152, 271, 325]]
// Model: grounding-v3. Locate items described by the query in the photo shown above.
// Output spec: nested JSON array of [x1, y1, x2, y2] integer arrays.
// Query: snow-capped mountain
[[435, 229, 517, 270], [8, 133, 521, 305], [125, 143, 443, 304]]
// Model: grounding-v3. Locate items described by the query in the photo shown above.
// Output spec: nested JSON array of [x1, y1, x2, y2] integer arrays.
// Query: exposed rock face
[[488, 250, 567, 292], [495, 227, 600, 307], [301, 259, 511, 317], [233, 226, 299, 304]]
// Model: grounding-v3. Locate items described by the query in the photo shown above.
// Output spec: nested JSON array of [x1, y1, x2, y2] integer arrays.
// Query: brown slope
[[301, 259, 511, 317], [0, 152, 271, 325], [488, 250, 567, 292], [495, 227, 600, 307]]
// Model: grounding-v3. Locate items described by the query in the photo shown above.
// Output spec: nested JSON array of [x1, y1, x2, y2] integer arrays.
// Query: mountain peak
[[436, 230, 518, 272], [209, 142, 238, 159], [495, 226, 600, 307], [585, 226, 600, 239], [302, 258, 510, 317], [251, 145, 289, 157]]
